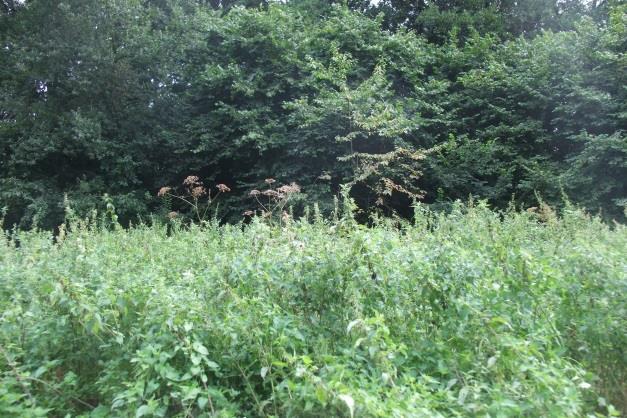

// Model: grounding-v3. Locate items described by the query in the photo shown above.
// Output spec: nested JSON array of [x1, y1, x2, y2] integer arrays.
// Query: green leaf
[[193, 342, 209, 356], [198, 397, 208, 410], [136, 405, 151, 418], [338, 394, 355, 418]]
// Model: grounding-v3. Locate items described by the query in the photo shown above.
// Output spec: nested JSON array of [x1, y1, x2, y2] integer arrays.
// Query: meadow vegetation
[[1, 202, 625, 417]]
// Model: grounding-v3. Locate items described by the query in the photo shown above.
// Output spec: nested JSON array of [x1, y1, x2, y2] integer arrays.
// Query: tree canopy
[[1, 0, 625, 228]]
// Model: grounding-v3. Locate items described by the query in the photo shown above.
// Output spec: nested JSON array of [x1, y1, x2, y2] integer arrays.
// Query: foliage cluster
[[0, 203, 625, 416], [1, 0, 625, 228]]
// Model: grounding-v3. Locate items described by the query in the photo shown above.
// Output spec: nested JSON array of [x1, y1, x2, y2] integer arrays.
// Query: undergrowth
[[0, 202, 625, 417]]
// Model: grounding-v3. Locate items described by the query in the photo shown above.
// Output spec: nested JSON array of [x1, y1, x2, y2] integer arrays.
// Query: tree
[[0, 0, 190, 228]]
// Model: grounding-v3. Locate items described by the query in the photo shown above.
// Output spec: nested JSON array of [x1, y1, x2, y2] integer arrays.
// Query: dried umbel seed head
[[157, 186, 171, 197], [168, 211, 178, 219], [281, 211, 291, 222], [375, 197, 384, 206], [264, 178, 276, 185], [216, 184, 231, 193], [191, 186, 207, 198], [262, 189, 280, 198], [183, 175, 201, 186], [249, 189, 261, 197], [243, 210, 254, 216], [318, 173, 332, 181], [277, 182, 301, 195]]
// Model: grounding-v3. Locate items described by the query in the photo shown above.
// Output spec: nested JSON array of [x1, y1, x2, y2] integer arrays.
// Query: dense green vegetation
[[1, 0, 625, 228], [1, 2, 626, 416], [0, 203, 625, 416]]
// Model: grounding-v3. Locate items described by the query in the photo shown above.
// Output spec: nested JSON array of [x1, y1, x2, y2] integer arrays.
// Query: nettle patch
[[0, 203, 625, 417]]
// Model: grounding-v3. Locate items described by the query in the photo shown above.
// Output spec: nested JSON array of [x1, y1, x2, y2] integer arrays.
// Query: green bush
[[0, 203, 625, 416]]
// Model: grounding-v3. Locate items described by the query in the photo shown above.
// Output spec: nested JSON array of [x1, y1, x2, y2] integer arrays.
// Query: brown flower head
[[183, 175, 201, 186], [157, 186, 171, 197], [243, 210, 254, 216], [216, 184, 231, 193], [191, 186, 207, 198], [167, 211, 178, 219], [277, 182, 301, 195], [264, 178, 276, 185], [249, 189, 261, 197], [262, 189, 280, 198]]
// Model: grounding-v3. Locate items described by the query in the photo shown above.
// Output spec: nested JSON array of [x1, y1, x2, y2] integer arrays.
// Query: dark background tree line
[[1, 0, 625, 228]]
